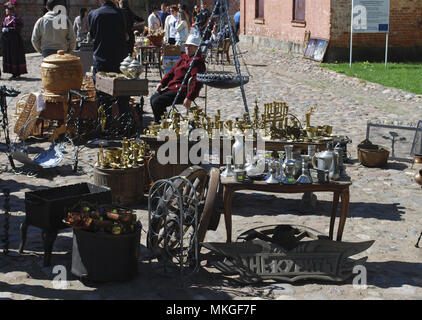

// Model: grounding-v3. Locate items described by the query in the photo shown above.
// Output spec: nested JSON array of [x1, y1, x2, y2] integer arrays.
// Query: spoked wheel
[[147, 166, 209, 266]]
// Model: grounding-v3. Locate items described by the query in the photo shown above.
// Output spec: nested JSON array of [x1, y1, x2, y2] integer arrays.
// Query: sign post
[[350, 0, 390, 67]]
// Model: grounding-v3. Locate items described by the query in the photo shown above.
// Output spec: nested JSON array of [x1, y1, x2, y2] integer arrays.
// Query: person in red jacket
[[150, 33, 205, 122]]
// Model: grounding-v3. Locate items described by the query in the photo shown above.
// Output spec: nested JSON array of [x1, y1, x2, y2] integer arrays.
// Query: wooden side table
[[221, 178, 352, 242], [139, 45, 162, 79]]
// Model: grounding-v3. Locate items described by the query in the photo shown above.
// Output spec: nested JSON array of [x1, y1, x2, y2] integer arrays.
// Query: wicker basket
[[357, 147, 390, 167], [147, 35, 163, 47], [14, 93, 42, 140]]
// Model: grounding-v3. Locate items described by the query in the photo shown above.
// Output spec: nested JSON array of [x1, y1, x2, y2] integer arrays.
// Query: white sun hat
[[185, 34, 202, 47]]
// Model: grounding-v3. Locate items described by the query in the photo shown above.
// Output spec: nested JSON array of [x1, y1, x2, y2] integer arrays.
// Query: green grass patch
[[322, 61, 422, 94]]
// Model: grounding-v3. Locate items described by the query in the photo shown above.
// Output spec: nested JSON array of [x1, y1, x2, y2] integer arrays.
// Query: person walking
[[73, 7, 89, 49], [31, 0, 76, 58], [119, 0, 144, 56], [175, 10, 189, 52], [1, 1, 27, 79], [164, 5, 178, 45]]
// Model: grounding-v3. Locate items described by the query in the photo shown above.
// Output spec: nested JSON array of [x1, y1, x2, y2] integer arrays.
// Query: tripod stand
[[168, 0, 250, 120]]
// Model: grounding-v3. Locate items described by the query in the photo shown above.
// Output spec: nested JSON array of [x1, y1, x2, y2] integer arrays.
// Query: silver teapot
[[312, 143, 340, 181]]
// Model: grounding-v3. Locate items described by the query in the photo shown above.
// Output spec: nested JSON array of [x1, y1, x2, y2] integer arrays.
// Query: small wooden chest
[[95, 73, 149, 97]]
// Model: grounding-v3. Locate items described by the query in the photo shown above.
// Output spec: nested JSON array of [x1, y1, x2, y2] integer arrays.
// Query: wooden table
[[221, 177, 352, 242], [138, 45, 162, 79]]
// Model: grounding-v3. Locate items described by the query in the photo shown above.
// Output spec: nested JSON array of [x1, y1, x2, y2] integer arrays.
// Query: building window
[[293, 0, 306, 22], [255, 0, 264, 19]]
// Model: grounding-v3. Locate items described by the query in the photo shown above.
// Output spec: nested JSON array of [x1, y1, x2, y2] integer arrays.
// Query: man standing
[[234, 10, 240, 42], [194, 2, 209, 35], [148, 6, 162, 32], [31, 0, 76, 58], [234, 10, 240, 35], [119, 0, 144, 56], [88, 0, 126, 75], [158, 3, 169, 27], [88, 0, 129, 117]]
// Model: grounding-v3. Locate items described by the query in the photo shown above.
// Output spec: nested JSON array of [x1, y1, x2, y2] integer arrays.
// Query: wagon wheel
[[147, 166, 209, 264], [197, 167, 220, 247]]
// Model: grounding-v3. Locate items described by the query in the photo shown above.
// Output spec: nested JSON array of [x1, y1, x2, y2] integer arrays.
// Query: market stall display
[[93, 138, 150, 205], [66, 203, 142, 282], [20, 183, 112, 266]]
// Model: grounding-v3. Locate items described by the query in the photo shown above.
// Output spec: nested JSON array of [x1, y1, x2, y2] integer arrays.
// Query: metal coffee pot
[[312, 143, 340, 181]]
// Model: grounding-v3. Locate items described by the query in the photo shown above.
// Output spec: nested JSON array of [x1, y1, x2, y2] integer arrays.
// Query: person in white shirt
[[147, 6, 161, 33], [175, 10, 189, 52], [164, 5, 178, 45]]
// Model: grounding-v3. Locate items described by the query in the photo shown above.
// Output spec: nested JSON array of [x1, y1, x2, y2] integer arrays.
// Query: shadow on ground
[[230, 193, 406, 221]]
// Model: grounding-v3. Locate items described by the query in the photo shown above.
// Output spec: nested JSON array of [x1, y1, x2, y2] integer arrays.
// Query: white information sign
[[352, 0, 390, 33]]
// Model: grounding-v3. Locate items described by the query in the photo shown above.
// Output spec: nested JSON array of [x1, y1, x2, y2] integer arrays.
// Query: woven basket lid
[[42, 50, 81, 64]]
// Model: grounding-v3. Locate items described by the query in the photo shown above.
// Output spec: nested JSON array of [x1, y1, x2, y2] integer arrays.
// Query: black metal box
[[25, 183, 112, 231]]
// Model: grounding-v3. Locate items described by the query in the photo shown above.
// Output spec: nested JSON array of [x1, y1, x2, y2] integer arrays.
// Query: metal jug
[[312, 143, 340, 181], [283, 145, 302, 179]]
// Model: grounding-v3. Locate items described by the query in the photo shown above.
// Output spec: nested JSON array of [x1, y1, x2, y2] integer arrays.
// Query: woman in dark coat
[[1, 1, 27, 78]]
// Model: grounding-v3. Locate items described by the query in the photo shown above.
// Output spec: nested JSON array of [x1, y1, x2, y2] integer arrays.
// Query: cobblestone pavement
[[0, 46, 422, 300]]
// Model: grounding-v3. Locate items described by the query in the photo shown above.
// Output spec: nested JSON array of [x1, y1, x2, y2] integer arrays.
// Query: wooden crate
[[163, 44, 181, 57], [95, 74, 148, 97]]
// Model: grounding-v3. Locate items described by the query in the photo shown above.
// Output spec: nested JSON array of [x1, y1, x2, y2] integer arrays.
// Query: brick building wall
[[240, 0, 422, 62], [241, 0, 330, 42], [240, 0, 331, 54]]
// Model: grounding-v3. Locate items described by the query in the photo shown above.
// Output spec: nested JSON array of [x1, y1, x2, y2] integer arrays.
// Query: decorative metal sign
[[203, 225, 374, 284]]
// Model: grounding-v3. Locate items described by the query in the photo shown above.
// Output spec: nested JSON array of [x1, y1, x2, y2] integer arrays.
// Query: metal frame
[[148, 176, 200, 282], [168, 0, 249, 120]]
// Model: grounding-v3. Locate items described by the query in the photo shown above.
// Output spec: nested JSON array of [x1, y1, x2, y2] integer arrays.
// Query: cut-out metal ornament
[[203, 224, 374, 284]]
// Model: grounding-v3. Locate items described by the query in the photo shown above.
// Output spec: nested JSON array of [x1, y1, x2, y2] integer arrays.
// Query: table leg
[[223, 186, 233, 243], [337, 188, 350, 241], [329, 191, 340, 240], [18, 219, 29, 253]]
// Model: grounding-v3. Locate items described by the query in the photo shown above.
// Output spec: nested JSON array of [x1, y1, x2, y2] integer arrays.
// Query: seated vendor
[[150, 33, 206, 122]]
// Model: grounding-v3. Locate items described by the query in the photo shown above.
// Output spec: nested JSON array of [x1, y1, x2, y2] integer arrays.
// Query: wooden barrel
[[93, 165, 145, 205]]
